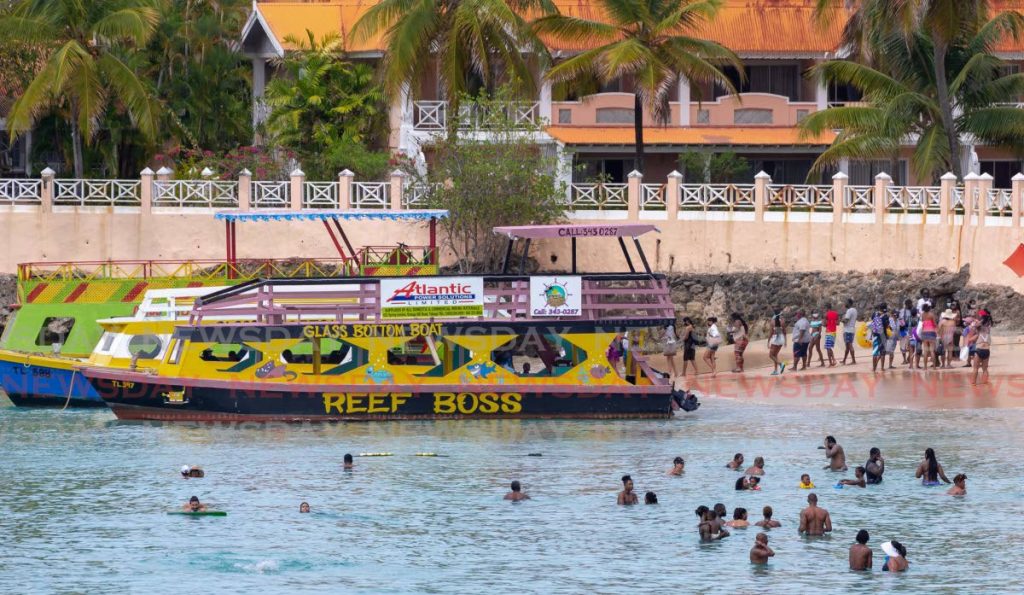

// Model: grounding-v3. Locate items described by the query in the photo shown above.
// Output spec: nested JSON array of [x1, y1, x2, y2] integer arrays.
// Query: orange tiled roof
[[545, 125, 838, 146], [257, 1, 386, 53]]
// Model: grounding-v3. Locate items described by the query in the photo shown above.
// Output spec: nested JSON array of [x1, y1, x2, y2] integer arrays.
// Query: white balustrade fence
[[679, 184, 755, 210], [352, 182, 388, 208], [0, 179, 41, 204], [987, 188, 1015, 216], [252, 181, 289, 208], [53, 179, 140, 206], [404, 183, 436, 208], [304, 181, 338, 208], [767, 185, 833, 210], [844, 185, 874, 210], [640, 184, 665, 210], [153, 180, 238, 207], [886, 186, 941, 212], [413, 100, 540, 131], [568, 183, 628, 210]]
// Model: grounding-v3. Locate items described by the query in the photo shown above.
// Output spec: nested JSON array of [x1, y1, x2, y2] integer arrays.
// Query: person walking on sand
[[898, 299, 914, 365], [870, 305, 887, 372], [809, 312, 825, 367], [730, 313, 749, 373], [791, 310, 811, 371], [703, 317, 722, 377], [841, 299, 858, 365], [938, 308, 957, 368], [824, 303, 839, 366], [679, 317, 697, 377], [970, 311, 993, 385], [798, 493, 832, 536], [768, 310, 787, 375], [660, 321, 679, 378], [919, 304, 938, 371]]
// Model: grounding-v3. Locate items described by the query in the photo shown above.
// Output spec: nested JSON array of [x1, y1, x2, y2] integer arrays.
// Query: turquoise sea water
[[1, 396, 1022, 594]]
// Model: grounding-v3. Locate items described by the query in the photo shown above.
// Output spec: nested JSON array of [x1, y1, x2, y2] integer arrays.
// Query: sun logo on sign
[[540, 279, 572, 308]]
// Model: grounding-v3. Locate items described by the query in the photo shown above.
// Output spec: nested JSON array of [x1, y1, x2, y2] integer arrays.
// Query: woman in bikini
[[971, 312, 993, 385], [768, 311, 786, 375], [919, 303, 938, 370], [730, 313, 749, 373]]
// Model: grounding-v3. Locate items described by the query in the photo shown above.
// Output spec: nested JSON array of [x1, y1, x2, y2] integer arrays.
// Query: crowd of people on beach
[[657, 290, 996, 385]]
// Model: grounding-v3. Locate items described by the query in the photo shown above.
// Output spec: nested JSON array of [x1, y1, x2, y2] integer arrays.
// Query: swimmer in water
[[838, 466, 867, 488], [694, 505, 709, 522], [180, 465, 191, 478], [617, 475, 638, 505], [749, 533, 775, 564], [755, 506, 781, 528], [712, 503, 728, 533], [299, 502, 310, 513], [819, 435, 847, 471], [745, 456, 765, 476], [183, 496, 207, 512], [343, 453, 354, 470], [667, 456, 685, 476], [881, 540, 909, 571], [644, 491, 658, 505], [798, 493, 832, 536], [946, 473, 967, 496], [864, 447, 885, 484], [504, 480, 530, 501], [915, 447, 951, 485], [849, 529, 872, 570], [735, 476, 761, 491], [798, 473, 815, 489], [699, 510, 730, 542], [726, 453, 745, 470], [726, 507, 749, 528]]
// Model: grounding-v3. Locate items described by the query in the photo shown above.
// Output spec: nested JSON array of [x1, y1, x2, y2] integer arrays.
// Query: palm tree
[[533, 0, 739, 173], [801, 20, 1024, 183], [352, 0, 554, 128], [0, 0, 160, 177], [813, 0, 1023, 178]]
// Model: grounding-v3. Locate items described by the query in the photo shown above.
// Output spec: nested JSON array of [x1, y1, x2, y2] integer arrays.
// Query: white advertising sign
[[530, 276, 583, 317], [379, 277, 484, 319]]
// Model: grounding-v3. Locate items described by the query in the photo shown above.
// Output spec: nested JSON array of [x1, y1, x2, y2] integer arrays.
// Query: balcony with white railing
[[252, 180, 289, 208], [352, 181, 388, 208], [885, 186, 941, 213], [304, 181, 339, 209], [567, 183, 628, 211], [767, 185, 833, 212], [412, 100, 541, 131], [53, 179, 141, 206], [0, 179, 42, 204], [679, 184, 755, 211]]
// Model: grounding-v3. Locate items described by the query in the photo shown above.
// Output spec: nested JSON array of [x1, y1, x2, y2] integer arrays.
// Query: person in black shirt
[[865, 447, 885, 484]]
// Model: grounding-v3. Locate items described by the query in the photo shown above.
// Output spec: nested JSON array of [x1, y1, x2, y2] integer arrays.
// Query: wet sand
[[653, 338, 1024, 410]]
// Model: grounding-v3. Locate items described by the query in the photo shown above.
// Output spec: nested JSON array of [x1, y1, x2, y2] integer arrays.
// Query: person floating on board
[[183, 496, 207, 512], [504, 480, 530, 501]]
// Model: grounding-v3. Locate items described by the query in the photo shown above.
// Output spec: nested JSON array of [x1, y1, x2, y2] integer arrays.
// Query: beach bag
[[959, 345, 970, 361]]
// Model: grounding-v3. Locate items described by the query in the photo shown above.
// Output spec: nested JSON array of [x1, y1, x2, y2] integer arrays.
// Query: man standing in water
[[504, 480, 530, 501], [749, 533, 775, 564], [842, 299, 858, 365], [849, 529, 873, 570], [617, 475, 638, 505], [865, 447, 885, 484], [820, 436, 847, 471], [798, 493, 832, 536]]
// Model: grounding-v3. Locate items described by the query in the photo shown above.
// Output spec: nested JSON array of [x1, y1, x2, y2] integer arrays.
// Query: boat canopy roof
[[215, 209, 448, 222], [492, 224, 659, 239]]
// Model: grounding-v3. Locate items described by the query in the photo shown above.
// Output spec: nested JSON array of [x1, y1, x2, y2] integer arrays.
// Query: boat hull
[[85, 372, 672, 422], [0, 352, 103, 407]]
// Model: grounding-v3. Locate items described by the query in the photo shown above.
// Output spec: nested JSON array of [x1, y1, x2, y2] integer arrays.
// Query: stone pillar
[[754, 171, 771, 222], [962, 172, 980, 225], [678, 77, 691, 126], [40, 167, 55, 212], [389, 169, 406, 210], [290, 168, 305, 210], [1012, 173, 1024, 228], [939, 172, 957, 225], [156, 166, 173, 182], [815, 61, 829, 112], [339, 169, 354, 209], [139, 167, 154, 213], [978, 172, 994, 226], [238, 168, 252, 211], [873, 172, 891, 224], [831, 171, 847, 224], [539, 79, 552, 124], [627, 170, 642, 221], [666, 170, 682, 220]]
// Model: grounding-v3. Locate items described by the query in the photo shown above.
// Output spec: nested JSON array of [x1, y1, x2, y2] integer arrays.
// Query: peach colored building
[[241, 0, 1024, 187]]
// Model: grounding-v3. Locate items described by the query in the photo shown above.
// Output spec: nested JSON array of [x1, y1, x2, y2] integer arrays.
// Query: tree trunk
[[633, 93, 644, 174], [71, 119, 84, 178], [932, 41, 962, 178]]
